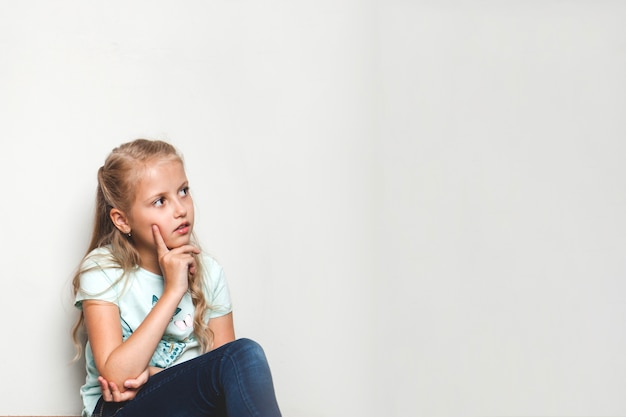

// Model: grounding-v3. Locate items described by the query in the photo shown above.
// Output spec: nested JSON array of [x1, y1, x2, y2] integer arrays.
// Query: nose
[[173, 198, 187, 218]]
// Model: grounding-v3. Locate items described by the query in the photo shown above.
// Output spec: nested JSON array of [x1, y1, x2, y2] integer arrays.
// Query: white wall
[[1, 1, 625, 416]]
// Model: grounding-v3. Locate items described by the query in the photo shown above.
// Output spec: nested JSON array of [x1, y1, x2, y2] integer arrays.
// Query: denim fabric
[[91, 338, 281, 417]]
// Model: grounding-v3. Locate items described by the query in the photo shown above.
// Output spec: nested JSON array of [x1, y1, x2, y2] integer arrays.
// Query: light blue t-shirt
[[75, 247, 232, 417]]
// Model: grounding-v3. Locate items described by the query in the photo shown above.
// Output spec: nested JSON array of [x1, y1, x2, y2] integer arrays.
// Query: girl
[[72, 139, 281, 417]]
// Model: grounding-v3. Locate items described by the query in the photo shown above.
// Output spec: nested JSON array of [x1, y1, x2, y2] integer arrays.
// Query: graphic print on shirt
[[175, 313, 193, 330], [148, 295, 195, 368]]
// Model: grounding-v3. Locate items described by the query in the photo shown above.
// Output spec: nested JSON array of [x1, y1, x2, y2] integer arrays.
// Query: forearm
[[97, 290, 183, 387]]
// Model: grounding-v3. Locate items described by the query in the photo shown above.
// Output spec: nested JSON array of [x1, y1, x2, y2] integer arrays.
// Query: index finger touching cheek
[[152, 225, 169, 253]]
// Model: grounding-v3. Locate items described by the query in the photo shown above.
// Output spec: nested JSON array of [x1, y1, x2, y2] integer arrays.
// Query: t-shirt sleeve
[[74, 255, 124, 310], [203, 256, 233, 319]]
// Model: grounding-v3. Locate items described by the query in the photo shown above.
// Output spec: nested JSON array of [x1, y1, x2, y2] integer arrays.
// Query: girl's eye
[[153, 197, 165, 207], [179, 186, 190, 197]]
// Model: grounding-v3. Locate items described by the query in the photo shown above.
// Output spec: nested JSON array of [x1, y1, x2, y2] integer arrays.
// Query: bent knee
[[230, 337, 264, 353], [226, 338, 267, 361]]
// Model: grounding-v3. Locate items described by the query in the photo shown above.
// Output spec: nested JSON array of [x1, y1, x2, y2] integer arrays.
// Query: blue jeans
[[92, 338, 282, 417]]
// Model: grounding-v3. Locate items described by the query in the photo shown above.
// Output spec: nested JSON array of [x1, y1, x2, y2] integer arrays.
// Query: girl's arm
[[208, 312, 235, 350], [98, 367, 162, 403], [84, 225, 199, 391], [99, 312, 235, 403], [93, 313, 234, 401], [83, 285, 186, 390]]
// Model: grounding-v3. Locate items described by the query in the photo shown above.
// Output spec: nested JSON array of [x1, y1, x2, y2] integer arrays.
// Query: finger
[[168, 243, 201, 255], [98, 377, 112, 402], [188, 252, 199, 275], [137, 368, 150, 384], [124, 377, 146, 390], [108, 381, 123, 402], [124, 379, 139, 389], [152, 225, 169, 254], [124, 367, 150, 390], [108, 381, 120, 394]]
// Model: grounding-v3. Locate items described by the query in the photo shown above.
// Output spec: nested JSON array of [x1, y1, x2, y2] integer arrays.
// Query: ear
[[110, 208, 131, 234]]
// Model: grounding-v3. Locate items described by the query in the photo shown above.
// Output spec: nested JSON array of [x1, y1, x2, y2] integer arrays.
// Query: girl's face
[[124, 158, 195, 269]]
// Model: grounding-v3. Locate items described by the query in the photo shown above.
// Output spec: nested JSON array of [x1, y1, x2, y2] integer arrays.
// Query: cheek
[[130, 215, 162, 241], [134, 227, 156, 245]]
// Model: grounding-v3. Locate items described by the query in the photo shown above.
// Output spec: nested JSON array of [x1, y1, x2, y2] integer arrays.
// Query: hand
[[152, 225, 200, 294], [98, 368, 150, 402]]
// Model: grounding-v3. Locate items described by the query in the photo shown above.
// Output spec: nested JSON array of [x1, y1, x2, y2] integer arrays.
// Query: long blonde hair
[[72, 139, 212, 358]]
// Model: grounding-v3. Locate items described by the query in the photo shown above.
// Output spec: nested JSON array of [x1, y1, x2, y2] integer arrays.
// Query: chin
[[173, 236, 192, 247]]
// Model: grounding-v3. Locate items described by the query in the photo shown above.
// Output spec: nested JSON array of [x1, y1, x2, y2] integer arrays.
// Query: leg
[[98, 338, 281, 417], [220, 338, 282, 417]]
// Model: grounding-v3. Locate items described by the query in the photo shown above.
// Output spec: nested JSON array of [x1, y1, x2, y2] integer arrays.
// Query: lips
[[175, 222, 191, 234]]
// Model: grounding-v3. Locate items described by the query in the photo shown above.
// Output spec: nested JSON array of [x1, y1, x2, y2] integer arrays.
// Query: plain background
[[1, 1, 626, 416]]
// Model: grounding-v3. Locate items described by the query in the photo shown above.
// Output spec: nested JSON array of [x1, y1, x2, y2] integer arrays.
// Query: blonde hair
[[72, 139, 212, 358]]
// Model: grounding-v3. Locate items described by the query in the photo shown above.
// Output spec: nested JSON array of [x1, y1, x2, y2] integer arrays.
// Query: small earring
[[127, 231, 132, 237]]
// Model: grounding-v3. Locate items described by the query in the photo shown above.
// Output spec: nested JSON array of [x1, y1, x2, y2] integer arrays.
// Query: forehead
[[135, 158, 187, 194]]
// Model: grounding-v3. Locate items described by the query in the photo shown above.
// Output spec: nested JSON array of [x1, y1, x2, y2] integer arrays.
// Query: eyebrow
[[143, 181, 189, 204]]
